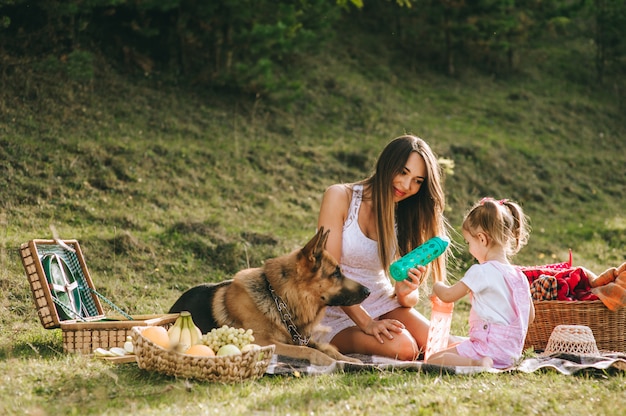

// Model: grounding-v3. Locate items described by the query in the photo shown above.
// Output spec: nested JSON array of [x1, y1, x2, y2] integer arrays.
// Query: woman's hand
[[394, 266, 424, 307], [362, 318, 405, 344], [407, 265, 426, 285]]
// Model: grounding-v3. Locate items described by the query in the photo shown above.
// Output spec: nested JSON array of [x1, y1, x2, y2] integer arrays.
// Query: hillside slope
[[1, 40, 625, 323]]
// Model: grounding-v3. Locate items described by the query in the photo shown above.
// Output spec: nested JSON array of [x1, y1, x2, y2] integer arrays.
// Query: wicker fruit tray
[[131, 326, 275, 382]]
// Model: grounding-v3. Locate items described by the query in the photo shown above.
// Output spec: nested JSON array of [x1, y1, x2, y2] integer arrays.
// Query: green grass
[[1, 38, 625, 414], [0, 353, 624, 415]]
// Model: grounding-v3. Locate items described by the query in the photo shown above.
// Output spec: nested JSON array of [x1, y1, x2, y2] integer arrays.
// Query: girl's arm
[[432, 280, 470, 303]]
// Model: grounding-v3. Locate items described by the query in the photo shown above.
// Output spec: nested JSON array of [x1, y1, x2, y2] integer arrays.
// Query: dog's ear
[[302, 227, 329, 264], [315, 227, 330, 257]]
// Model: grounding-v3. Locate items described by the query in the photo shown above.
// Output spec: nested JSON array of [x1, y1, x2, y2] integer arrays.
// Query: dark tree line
[[0, 0, 624, 96]]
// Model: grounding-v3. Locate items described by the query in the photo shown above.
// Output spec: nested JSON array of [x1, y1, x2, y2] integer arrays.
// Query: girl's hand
[[363, 318, 405, 344]]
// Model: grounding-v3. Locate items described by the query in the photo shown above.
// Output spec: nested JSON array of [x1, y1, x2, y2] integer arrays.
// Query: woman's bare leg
[[381, 307, 430, 350], [331, 307, 469, 361], [384, 306, 469, 349], [331, 325, 419, 361]]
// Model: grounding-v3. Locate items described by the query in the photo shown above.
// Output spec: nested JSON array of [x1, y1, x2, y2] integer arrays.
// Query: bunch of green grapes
[[202, 325, 255, 351]]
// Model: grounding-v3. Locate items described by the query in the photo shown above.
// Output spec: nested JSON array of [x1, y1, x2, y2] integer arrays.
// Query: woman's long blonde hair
[[360, 135, 450, 283]]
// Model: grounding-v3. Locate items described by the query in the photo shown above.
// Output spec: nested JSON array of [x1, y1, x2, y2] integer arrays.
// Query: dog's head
[[298, 227, 370, 307]]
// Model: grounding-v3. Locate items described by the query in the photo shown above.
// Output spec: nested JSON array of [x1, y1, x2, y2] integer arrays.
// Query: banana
[[167, 318, 182, 350], [169, 311, 201, 352], [189, 317, 202, 346], [177, 317, 192, 352]]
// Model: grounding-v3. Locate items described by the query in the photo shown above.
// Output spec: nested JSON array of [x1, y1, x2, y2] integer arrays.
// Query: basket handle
[[84, 287, 134, 320]]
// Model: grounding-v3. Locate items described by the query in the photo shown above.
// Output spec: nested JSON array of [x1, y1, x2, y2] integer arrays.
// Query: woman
[[315, 135, 451, 361]]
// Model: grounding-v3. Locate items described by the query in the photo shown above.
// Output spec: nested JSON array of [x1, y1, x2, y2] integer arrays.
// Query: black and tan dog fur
[[169, 227, 370, 365]]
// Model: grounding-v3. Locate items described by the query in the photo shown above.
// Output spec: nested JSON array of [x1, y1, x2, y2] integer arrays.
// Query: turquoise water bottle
[[389, 236, 450, 281]]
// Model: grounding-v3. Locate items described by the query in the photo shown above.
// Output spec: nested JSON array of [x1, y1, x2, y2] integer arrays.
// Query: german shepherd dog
[[169, 227, 370, 365]]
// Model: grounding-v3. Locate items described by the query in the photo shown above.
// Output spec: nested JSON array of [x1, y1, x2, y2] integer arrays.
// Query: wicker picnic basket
[[131, 326, 275, 382], [521, 252, 626, 353], [20, 239, 178, 353], [524, 300, 626, 353], [61, 313, 179, 354]]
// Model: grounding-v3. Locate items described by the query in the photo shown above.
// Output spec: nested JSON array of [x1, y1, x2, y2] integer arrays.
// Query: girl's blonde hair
[[361, 135, 450, 283], [462, 197, 530, 257]]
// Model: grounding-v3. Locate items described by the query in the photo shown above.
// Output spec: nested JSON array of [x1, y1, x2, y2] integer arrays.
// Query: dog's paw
[[340, 355, 363, 364], [310, 354, 337, 366]]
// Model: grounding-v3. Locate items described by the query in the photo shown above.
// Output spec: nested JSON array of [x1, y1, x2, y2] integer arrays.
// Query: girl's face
[[462, 228, 488, 263], [392, 152, 426, 202]]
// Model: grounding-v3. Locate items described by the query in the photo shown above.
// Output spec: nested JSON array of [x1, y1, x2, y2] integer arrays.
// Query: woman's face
[[392, 152, 426, 202]]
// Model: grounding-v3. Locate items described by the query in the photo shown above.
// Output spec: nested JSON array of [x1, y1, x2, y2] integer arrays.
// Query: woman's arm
[[340, 304, 405, 343], [317, 184, 350, 262], [394, 266, 426, 307], [432, 280, 470, 303]]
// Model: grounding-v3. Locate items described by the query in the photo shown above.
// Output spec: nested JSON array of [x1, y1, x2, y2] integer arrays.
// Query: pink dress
[[455, 261, 532, 368], [315, 184, 401, 344]]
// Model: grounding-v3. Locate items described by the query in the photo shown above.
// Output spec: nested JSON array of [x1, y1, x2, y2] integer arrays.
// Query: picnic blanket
[[265, 352, 626, 377]]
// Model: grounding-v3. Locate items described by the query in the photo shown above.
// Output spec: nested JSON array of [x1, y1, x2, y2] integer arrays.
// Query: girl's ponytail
[[501, 200, 530, 255]]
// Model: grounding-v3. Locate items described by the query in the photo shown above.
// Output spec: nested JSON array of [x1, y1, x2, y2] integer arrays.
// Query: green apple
[[216, 344, 241, 356]]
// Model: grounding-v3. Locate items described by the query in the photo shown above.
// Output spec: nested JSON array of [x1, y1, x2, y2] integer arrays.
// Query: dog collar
[[266, 278, 311, 346]]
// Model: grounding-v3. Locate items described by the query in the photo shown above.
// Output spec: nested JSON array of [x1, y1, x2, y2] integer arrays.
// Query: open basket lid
[[20, 239, 106, 328]]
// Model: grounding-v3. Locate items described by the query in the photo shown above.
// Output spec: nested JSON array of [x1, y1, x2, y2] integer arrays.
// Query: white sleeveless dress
[[315, 184, 402, 344]]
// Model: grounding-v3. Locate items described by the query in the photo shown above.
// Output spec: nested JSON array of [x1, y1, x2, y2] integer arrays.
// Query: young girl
[[314, 135, 452, 361], [427, 197, 535, 368]]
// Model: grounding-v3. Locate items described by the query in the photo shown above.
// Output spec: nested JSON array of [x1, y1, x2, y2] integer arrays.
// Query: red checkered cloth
[[518, 252, 598, 301], [530, 275, 558, 300]]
